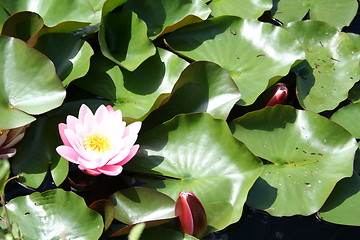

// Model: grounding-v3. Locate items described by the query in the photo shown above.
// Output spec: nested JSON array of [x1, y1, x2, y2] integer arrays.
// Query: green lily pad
[[1, 0, 96, 27], [165, 16, 304, 105], [5, 189, 104, 240], [143, 61, 241, 130], [75, 48, 188, 121], [272, 0, 358, 29], [126, 113, 263, 230], [317, 148, 360, 226], [99, 9, 156, 71], [0, 5, 9, 30], [285, 21, 360, 112], [331, 102, 360, 138], [0, 36, 66, 129], [123, 0, 210, 39], [209, 0, 272, 19], [230, 105, 357, 216], [35, 33, 94, 86], [1, 11, 44, 46], [109, 187, 176, 224]]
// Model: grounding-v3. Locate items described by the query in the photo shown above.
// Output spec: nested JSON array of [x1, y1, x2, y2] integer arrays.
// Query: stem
[[0, 192, 13, 238]]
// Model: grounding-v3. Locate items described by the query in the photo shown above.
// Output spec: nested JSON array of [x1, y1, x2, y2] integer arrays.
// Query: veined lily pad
[[0, 5, 9, 30], [5, 189, 104, 240], [35, 33, 94, 86], [230, 105, 357, 216], [285, 21, 360, 112], [75, 48, 189, 121], [0, 36, 66, 129], [125, 113, 263, 230], [272, 0, 358, 29], [1, 0, 96, 27], [123, 0, 211, 39], [99, 9, 156, 71], [209, 0, 272, 19], [331, 102, 360, 139], [143, 61, 241, 130], [165, 16, 304, 106]]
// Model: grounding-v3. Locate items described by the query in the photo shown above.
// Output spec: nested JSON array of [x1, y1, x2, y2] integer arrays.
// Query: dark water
[[204, 207, 360, 240]]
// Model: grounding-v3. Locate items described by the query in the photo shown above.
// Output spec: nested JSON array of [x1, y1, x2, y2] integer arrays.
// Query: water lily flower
[[265, 83, 288, 107], [0, 126, 27, 159], [56, 104, 141, 176], [175, 191, 207, 238]]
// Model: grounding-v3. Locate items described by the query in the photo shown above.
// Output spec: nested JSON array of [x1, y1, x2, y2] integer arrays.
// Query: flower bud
[[175, 191, 207, 238], [265, 83, 288, 107]]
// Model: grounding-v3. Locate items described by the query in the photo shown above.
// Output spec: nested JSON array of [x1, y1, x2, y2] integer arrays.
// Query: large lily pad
[[165, 16, 304, 105], [75, 48, 189, 121], [209, 0, 272, 19], [125, 113, 263, 230], [1, 0, 96, 27], [35, 33, 94, 86], [143, 61, 241, 130], [272, 0, 358, 29], [99, 9, 156, 71], [331, 102, 360, 139], [5, 189, 104, 240], [123, 0, 211, 39], [285, 21, 360, 112], [230, 105, 357, 216], [0, 36, 66, 129]]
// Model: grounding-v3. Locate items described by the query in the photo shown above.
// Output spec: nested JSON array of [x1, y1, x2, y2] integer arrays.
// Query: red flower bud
[[175, 191, 207, 238], [265, 83, 288, 107]]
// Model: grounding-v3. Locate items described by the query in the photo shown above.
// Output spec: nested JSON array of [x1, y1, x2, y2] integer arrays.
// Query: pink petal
[[94, 105, 108, 124], [0, 148, 16, 159], [78, 156, 102, 169], [78, 104, 92, 123], [58, 123, 70, 146], [116, 144, 139, 166], [78, 166, 101, 176], [66, 115, 81, 132], [98, 164, 123, 176], [123, 122, 142, 138], [56, 146, 81, 164], [106, 105, 115, 112]]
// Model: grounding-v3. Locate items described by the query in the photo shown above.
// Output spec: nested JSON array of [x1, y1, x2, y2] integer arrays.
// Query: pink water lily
[[0, 126, 27, 159], [56, 104, 141, 176]]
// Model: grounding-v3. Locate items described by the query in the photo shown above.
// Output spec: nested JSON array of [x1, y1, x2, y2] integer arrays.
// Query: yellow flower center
[[83, 134, 111, 153]]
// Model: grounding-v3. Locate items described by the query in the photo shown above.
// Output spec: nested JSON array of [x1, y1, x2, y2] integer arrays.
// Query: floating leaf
[[99, 10, 156, 71], [1, 11, 44, 46], [143, 61, 241, 129], [5, 189, 104, 239], [272, 0, 358, 29], [209, 0, 272, 19], [331, 102, 360, 139], [0, 5, 9, 30], [35, 33, 94, 86], [126, 113, 263, 230], [123, 0, 211, 39], [285, 21, 360, 112], [1, 0, 96, 27], [0, 36, 65, 129], [166, 16, 304, 105], [230, 105, 357, 216]]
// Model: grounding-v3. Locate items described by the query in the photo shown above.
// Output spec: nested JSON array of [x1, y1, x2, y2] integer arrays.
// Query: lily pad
[[271, 0, 358, 29], [1, 11, 44, 46], [1, 0, 96, 27], [125, 113, 263, 230], [123, 0, 211, 39], [0, 36, 66, 129], [209, 0, 272, 19], [35, 33, 94, 86], [0, 6, 9, 30], [75, 48, 189, 121], [230, 105, 357, 216], [99, 9, 156, 71], [285, 21, 360, 112], [165, 16, 304, 105], [5, 189, 104, 240], [331, 102, 360, 139], [143, 61, 241, 130]]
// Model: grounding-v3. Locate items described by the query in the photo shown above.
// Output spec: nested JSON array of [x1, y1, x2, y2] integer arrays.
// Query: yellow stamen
[[0, 130, 5, 136], [83, 134, 111, 153]]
